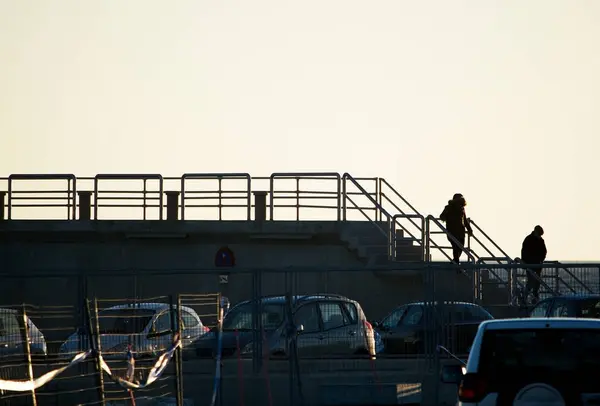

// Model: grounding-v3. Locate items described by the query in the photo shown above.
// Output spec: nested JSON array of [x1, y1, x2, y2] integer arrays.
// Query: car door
[[292, 303, 323, 358], [529, 299, 553, 317], [384, 305, 423, 354], [377, 305, 408, 353], [317, 301, 353, 355]]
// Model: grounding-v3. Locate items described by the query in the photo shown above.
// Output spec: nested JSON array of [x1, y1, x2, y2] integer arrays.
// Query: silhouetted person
[[521, 225, 547, 303], [440, 193, 473, 265]]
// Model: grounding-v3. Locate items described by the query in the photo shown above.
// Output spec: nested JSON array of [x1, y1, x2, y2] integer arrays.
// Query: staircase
[[340, 173, 597, 311], [340, 222, 425, 266]]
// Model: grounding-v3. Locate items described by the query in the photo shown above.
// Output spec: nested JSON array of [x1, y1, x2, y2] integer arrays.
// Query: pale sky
[[1, 1, 599, 261]]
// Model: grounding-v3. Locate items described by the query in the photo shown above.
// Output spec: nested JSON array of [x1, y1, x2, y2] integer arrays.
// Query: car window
[[98, 309, 156, 334], [382, 306, 407, 329], [341, 302, 358, 324], [529, 301, 551, 317], [551, 301, 569, 317], [579, 299, 600, 318], [222, 303, 284, 331], [0, 313, 20, 337], [293, 303, 320, 333], [478, 328, 600, 391], [318, 303, 346, 331], [154, 311, 173, 333], [181, 311, 199, 328], [400, 305, 423, 326]]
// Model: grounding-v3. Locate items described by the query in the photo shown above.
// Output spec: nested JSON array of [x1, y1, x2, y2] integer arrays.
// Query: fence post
[[253, 191, 267, 222], [0, 191, 5, 221], [165, 192, 180, 221], [78, 191, 92, 220], [169, 295, 183, 406], [21, 305, 37, 406], [88, 298, 106, 406]]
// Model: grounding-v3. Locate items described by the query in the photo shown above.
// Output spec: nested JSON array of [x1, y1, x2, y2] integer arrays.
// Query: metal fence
[[2, 263, 600, 405]]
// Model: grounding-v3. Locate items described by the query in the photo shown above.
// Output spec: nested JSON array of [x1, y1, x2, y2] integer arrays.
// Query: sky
[[1, 0, 599, 261]]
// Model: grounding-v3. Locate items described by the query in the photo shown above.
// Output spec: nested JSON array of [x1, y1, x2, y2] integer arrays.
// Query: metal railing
[[0, 171, 596, 303]]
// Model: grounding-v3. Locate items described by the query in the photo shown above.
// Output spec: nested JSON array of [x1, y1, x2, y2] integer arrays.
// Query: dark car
[[195, 294, 377, 359], [529, 294, 600, 318], [373, 301, 493, 355]]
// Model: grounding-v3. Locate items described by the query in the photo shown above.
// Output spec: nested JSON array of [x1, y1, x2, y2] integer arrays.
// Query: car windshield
[[479, 328, 600, 390], [97, 308, 156, 334], [222, 303, 285, 331]]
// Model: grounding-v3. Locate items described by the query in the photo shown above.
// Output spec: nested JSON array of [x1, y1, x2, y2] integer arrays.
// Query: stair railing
[[342, 173, 395, 260], [540, 260, 594, 294], [470, 219, 593, 296], [378, 178, 425, 244]]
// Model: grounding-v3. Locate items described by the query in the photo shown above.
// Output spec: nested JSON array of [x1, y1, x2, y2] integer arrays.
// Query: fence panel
[[0, 302, 101, 406], [92, 295, 179, 405]]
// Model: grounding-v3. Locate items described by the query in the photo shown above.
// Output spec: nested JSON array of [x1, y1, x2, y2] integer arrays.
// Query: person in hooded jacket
[[440, 193, 473, 264], [521, 225, 547, 304]]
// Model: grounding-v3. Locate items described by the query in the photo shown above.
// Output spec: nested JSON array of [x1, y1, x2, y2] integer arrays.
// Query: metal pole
[[169, 295, 183, 406], [85, 299, 105, 405], [21, 305, 37, 406], [92, 298, 106, 406]]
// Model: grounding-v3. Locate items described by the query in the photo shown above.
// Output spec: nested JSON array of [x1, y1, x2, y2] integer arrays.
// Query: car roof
[[480, 317, 600, 330], [406, 301, 483, 307], [550, 294, 600, 301], [237, 294, 355, 306], [102, 302, 197, 315]]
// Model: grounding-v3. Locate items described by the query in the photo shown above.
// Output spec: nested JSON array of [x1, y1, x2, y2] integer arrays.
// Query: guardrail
[[0, 172, 380, 222]]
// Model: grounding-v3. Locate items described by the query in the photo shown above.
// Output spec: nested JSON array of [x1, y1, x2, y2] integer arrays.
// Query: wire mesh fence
[[1, 263, 600, 405]]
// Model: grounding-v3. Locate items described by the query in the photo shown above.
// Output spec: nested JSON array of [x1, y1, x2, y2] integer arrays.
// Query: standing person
[[521, 225, 547, 304], [440, 193, 473, 265]]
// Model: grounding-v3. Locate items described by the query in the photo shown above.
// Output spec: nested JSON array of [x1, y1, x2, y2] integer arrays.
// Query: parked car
[[373, 301, 493, 355], [0, 308, 47, 359], [195, 294, 380, 359], [529, 294, 600, 319], [58, 303, 209, 360], [441, 318, 600, 405]]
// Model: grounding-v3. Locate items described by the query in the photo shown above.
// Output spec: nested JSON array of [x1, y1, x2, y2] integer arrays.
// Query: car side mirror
[[440, 364, 464, 385], [296, 324, 304, 334]]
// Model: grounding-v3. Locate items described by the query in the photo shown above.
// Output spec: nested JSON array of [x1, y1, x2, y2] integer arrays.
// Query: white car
[[59, 303, 209, 360], [441, 318, 600, 405]]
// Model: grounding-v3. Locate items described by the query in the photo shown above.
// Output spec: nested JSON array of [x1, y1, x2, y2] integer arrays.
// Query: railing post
[[78, 191, 92, 220], [165, 191, 180, 221], [0, 191, 5, 220], [253, 191, 268, 222]]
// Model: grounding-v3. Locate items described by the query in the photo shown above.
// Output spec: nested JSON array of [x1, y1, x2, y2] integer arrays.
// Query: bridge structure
[[0, 172, 596, 310]]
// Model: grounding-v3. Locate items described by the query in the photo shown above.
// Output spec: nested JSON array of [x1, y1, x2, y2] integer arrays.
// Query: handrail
[[425, 215, 476, 263], [543, 260, 594, 294], [180, 173, 252, 221], [342, 173, 394, 259], [392, 214, 425, 260], [269, 172, 341, 221], [468, 220, 513, 260], [8, 174, 77, 220], [343, 174, 426, 260], [512, 259, 561, 297], [93, 174, 164, 220], [378, 178, 423, 229]]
